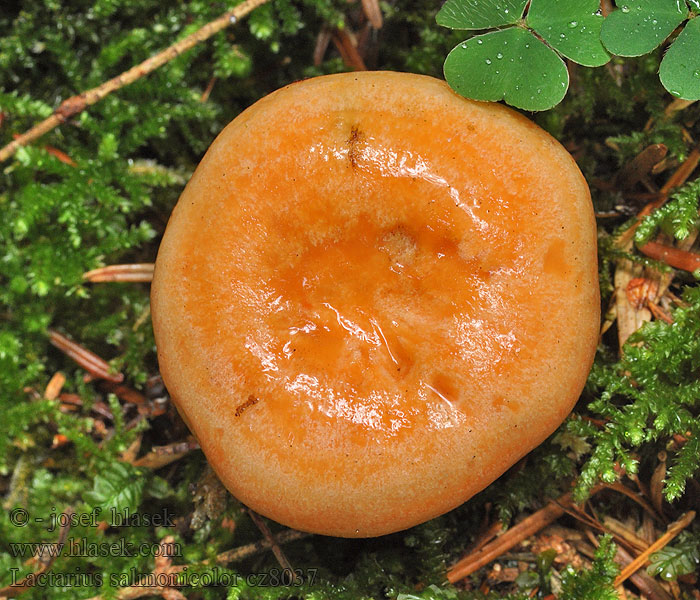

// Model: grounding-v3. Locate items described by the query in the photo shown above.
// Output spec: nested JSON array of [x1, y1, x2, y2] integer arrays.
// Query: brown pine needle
[[83, 263, 155, 283], [48, 329, 124, 383], [448, 491, 588, 583], [190, 529, 309, 571], [617, 146, 700, 247], [247, 509, 299, 582], [0, 0, 270, 163], [614, 511, 695, 587], [332, 28, 367, 71], [640, 241, 700, 273], [131, 439, 200, 469], [43, 371, 66, 400], [361, 0, 383, 29]]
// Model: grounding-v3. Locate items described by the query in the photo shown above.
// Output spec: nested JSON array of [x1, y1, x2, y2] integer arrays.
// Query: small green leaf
[[600, 0, 689, 57], [688, 0, 700, 11], [83, 461, 146, 519], [527, 0, 610, 67], [443, 28, 568, 111], [647, 535, 700, 581], [659, 17, 700, 99], [436, 0, 528, 30]]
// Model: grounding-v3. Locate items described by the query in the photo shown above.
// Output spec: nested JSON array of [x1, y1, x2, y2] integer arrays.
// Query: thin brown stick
[[131, 439, 200, 469], [617, 147, 700, 247], [602, 517, 650, 553], [447, 490, 599, 583], [361, 0, 383, 29], [332, 28, 367, 71], [0, 0, 270, 163], [170, 529, 309, 573], [640, 241, 700, 272], [199, 76, 217, 103], [101, 382, 148, 405], [313, 26, 333, 66], [615, 143, 668, 190], [48, 330, 124, 383], [614, 511, 695, 587], [586, 535, 673, 600], [43, 372, 66, 400], [83, 529, 309, 600], [247, 510, 299, 582], [602, 482, 663, 522], [83, 263, 155, 283]]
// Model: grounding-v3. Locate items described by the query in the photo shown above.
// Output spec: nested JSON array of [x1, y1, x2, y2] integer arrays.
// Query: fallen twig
[[190, 528, 309, 570], [332, 27, 367, 71], [639, 241, 700, 273], [614, 511, 695, 587], [131, 438, 200, 469], [615, 143, 667, 190], [617, 147, 700, 247], [247, 510, 299, 582], [361, 0, 383, 29], [82, 529, 309, 600], [0, 0, 270, 163], [447, 490, 600, 583], [48, 330, 124, 383], [83, 263, 155, 283], [43, 372, 66, 400]]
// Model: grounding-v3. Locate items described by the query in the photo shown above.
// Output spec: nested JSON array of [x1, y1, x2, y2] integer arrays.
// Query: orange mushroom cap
[[151, 72, 600, 537]]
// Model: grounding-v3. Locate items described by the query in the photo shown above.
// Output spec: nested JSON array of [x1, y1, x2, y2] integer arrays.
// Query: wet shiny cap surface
[[151, 71, 600, 537]]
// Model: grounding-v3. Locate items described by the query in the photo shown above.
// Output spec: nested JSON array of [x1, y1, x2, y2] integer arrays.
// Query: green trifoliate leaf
[[659, 16, 700, 99], [600, 0, 689, 57], [527, 0, 610, 67], [436, 0, 528, 30], [443, 28, 568, 111]]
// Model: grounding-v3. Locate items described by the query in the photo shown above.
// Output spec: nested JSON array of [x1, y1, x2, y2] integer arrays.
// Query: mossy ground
[[1, 1, 698, 599]]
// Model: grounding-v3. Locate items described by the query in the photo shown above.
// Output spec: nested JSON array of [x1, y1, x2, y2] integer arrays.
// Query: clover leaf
[[436, 0, 528, 30], [437, 0, 700, 111], [443, 28, 568, 111], [600, 0, 689, 56], [438, 0, 607, 111], [659, 16, 700, 99], [527, 0, 609, 67]]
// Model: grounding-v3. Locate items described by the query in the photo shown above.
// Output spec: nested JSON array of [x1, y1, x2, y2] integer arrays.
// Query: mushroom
[[151, 72, 599, 537]]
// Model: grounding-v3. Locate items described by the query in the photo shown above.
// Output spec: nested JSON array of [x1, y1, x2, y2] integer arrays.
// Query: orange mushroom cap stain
[[151, 72, 600, 537]]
